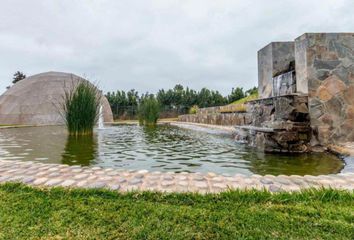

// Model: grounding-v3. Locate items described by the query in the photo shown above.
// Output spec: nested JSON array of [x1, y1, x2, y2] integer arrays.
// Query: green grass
[[231, 92, 258, 105], [0, 183, 353, 239]]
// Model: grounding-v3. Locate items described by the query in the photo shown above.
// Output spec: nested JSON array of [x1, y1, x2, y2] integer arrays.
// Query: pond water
[[0, 125, 344, 176]]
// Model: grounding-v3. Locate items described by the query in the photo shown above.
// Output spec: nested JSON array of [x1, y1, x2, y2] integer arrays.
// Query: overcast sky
[[0, 0, 353, 95]]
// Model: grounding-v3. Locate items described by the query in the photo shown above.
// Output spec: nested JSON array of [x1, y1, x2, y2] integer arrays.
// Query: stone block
[[316, 86, 333, 101], [322, 75, 347, 96], [258, 42, 295, 98]]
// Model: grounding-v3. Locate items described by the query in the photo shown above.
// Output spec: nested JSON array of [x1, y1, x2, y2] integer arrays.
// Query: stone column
[[295, 33, 354, 145], [258, 42, 295, 99]]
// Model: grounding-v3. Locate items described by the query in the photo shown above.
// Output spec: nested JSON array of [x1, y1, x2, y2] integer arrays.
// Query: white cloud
[[0, 0, 353, 94]]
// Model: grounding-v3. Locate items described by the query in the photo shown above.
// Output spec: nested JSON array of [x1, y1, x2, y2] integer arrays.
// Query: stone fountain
[[235, 33, 354, 152], [179, 33, 354, 153]]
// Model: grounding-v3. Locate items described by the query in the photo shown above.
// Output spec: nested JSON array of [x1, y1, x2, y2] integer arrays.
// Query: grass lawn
[[0, 183, 353, 239]]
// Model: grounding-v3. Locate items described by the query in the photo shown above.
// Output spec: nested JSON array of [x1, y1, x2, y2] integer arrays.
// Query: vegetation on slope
[[0, 183, 353, 239], [231, 92, 259, 104], [219, 92, 259, 113]]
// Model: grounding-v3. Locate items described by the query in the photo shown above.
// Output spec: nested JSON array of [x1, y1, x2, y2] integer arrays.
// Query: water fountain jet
[[97, 105, 105, 130]]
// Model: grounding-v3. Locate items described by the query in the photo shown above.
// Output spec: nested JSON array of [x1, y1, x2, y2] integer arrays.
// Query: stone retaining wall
[[196, 106, 221, 114], [178, 112, 251, 126]]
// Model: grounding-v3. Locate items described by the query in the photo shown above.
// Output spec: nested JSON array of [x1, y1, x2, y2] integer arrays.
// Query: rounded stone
[[87, 181, 106, 189], [162, 175, 174, 181], [129, 178, 142, 185], [76, 181, 89, 187], [45, 179, 63, 186], [207, 172, 217, 177], [178, 181, 189, 187], [48, 172, 61, 178], [22, 176, 35, 183], [61, 180, 76, 187], [107, 184, 120, 190], [74, 174, 89, 180], [268, 184, 283, 192], [194, 181, 208, 189], [33, 178, 48, 185], [260, 178, 274, 184], [212, 183, 227, 189], [161, 181, 174, 187], [134, 174, 145, 179], [212, 177, 224, 183]]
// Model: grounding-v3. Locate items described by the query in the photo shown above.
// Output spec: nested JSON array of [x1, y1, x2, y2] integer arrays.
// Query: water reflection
[[0, 125, 345, 175], [62, 135, 97, 166], [245, 150, 343, 176]]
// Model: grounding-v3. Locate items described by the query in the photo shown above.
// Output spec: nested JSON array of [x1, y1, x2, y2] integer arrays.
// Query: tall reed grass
[[138, 95, 160, 126], [61, 80, 101, 136]]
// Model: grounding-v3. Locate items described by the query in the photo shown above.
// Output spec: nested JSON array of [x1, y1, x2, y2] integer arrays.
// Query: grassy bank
[[231, 92, 258, 104], [0, 183, 353, 239]]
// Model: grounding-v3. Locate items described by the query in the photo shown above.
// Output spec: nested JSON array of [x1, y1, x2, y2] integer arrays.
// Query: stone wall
[[295, 33, 354, 145], [247, 95, 309, 127], [178, 112, 251, 126], [196, 106, 223, 114], [258, 42, 295, 98], [240, 95, 311, 152]]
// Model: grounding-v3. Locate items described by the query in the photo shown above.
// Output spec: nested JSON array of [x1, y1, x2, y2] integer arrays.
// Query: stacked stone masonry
[[295, 33, 354, 145], [258, 42, 295, 98], [178, 112, 250, 126]]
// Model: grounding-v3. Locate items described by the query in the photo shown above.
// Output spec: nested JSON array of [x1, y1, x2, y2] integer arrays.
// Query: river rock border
[[0, 160, 353, 193]]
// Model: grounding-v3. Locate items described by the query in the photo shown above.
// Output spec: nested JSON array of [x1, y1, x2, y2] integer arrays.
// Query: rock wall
[[247, 95, 309, 127], [196, 106, 223, 114], [178, 112, 251, 126], [178, 95, 311, 153], [295, 33, 354, 145], [243, 95, 311, 152]]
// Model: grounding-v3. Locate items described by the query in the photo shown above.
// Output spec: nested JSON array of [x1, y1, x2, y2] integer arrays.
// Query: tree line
[[106, 85, 257, 119]]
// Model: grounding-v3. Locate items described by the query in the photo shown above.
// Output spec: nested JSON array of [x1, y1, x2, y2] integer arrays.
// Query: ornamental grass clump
[[62, 80, 101, 136], [138, 95, 160, 126], [188, 105, 199, 114]]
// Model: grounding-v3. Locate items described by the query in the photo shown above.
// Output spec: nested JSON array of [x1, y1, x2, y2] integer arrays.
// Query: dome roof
[[0, 72, 113, 125]]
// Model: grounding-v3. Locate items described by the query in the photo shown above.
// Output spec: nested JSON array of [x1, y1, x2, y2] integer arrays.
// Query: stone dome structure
[[0, 72, 113, 125]]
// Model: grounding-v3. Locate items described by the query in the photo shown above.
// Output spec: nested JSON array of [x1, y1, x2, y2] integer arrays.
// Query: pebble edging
[[0, 160, 353, 193]]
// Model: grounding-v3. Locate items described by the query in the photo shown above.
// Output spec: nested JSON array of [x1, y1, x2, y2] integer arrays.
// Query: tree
[[245, 86, 258, 96], [106, 84, 258, 120], [228, 87, 245, 103], [12, 71, 26, 84]]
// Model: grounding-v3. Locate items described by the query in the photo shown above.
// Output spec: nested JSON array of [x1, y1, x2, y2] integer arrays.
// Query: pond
[[0, 125, 344, 176]]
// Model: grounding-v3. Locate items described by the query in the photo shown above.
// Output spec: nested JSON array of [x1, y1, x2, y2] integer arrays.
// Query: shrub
[[188, 105, 199, 114], [61, 80, 101, 136], [138, 95, 160, 126]]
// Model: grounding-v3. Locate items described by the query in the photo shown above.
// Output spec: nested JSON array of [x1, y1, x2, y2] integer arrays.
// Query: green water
[[0, 125, 344, 175]]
